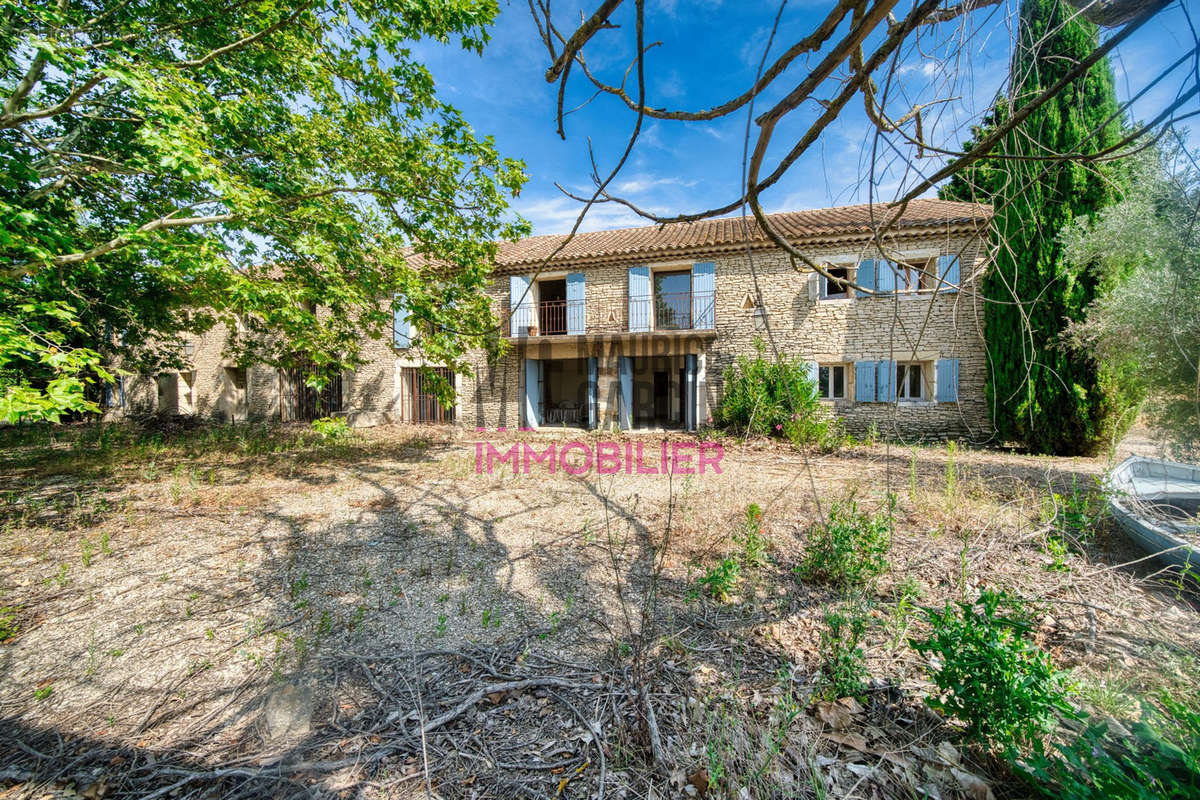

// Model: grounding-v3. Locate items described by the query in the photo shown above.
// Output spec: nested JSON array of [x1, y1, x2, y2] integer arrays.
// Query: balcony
[[507, 291, 715, 337], [629, 291, 715, 332], [510, 299, 584, 336]]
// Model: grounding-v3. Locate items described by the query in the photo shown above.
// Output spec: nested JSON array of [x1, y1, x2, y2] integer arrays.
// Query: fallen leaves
[[814, 696, 864, 731]]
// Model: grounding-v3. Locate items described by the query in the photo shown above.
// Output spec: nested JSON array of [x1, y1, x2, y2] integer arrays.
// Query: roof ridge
[[512, 198, 990, 243], [491, 198, 992, 269]]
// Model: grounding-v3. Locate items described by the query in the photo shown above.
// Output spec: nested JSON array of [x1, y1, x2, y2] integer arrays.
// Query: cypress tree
[[943, 0, 1135, 454]]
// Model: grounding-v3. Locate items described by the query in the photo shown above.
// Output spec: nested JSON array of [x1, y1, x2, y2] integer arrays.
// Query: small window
[[818, 364, 846, 400], [888, 261, 923, 293], [896, 363, 925, 400], [227, 366, 247, 391], [822, 266, 850, 299], [919, 258, 938, 291]]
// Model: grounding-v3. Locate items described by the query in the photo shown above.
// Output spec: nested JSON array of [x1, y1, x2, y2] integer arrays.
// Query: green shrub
[[698, 558, 741, 602], [1020, 694, 1200, 799], [1043, 535, 1071, 572], [734, 503, 767, 568], [311, 416, 351, 440], [796, 496, 892, 589], [713, 339, 830, 444], [1041, 475, 1105, 544], [818, 604, 870, 700], [911, 589, 1071, 751]]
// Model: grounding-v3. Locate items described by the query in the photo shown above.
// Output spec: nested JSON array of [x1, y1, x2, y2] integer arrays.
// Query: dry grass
[[0, 421, 1196, 798]]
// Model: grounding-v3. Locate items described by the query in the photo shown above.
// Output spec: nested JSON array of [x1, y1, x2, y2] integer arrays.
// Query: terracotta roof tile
[[493, 198, 991, 270]]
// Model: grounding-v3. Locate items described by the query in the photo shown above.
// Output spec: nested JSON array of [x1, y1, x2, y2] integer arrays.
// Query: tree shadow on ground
[[3, 426, 1198, 799]]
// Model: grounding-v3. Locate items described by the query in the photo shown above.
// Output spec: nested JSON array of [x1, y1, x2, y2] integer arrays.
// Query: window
[[536, 278, 567, 335], [882, 261, 923, 293], [104, 378, 126, 410], [865, 258, 941, 294], [896, 363, 925, 400], [822, 266, 850, 299], [898, 258, 946, 292], [221, 367, 248, 421], [398, 367, 455, 423], [180, 371, 195, 413], [653, 270, 692, 330], [818, 364, 846, 399], [919, 258, 938, 291], [282, 367, 343, 421]]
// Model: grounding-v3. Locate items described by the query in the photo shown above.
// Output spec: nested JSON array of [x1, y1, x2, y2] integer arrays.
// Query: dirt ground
[[0, 423, 1196, 799]]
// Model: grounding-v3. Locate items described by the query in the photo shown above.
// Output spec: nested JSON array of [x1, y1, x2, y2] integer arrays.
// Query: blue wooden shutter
[[393, 293, 411, 348], [684, 354, 697, 431], [566, 272, 586, 335], [587, 357, 598, 429], [877, 360, 896, 402], [628, 266, 650, 332], [856, 260, 876, 297], [876, 261, 897, 294], [938, 255, 960, 293], [524, 358, 541, 427], [691, 261, 715, 329], [618, 356, 633, 428], [936, 358, 959, 402], [854, 361, 876, 402], [510, 275, 533, 336]]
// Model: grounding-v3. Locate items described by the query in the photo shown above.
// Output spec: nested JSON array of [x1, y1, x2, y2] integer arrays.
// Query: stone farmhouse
[[116, 198, 994, 440]]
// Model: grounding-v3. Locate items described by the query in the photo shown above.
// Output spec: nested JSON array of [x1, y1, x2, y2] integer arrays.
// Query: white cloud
[[652, 0, 722, 19], [655, 69, 686, 100], [613, 174, 698, 194], [897, 60, 942, 79], [514, 193, 665, 235]]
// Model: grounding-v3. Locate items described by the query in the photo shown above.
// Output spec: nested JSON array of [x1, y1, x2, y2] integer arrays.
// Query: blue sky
[[417, 1, 1198, 235]]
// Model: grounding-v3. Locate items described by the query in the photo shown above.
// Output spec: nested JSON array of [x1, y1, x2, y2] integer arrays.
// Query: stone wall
[[120, 230, 992, 441]]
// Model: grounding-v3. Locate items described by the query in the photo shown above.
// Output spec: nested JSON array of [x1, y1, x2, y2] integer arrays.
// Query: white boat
[[1107, 455, 1200, 573]]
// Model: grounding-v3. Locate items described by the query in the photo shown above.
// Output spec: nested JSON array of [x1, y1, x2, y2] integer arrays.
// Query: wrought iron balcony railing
[[509, 299, 584, 336], [628, 291, 715, 332], [507, 291, 715, 336]]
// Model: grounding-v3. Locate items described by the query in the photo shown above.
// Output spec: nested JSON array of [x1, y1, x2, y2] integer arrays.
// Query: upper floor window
[[536, 277, 568, 336], [859, 255, 960, 296], [654, 269, 693, 330], [510, 272, 586, 337], [821, 266, 851, 299], [880, 260, 931, 293]]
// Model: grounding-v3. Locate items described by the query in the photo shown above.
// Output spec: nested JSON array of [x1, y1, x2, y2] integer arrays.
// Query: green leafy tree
[[1065, 139, 1199, 458], [1, 0, 528, 422], [940, 0, 1135, 454]]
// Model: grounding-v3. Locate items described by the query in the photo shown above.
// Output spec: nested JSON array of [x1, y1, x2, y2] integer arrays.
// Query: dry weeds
[[0, 422, 1196, 799]]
